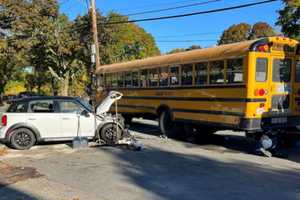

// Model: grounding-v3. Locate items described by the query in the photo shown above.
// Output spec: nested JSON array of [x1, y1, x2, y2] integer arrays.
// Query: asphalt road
[[0, 119, 300, 200]]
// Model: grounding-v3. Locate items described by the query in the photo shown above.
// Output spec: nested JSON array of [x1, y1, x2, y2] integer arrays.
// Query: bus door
[[294, 58, 300, 115], [267, 57, 292, 123]]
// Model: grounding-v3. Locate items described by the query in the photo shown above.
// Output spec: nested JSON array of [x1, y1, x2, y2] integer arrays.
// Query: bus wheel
[[159, 111, 179, 138], [123, 115, 133, 125]]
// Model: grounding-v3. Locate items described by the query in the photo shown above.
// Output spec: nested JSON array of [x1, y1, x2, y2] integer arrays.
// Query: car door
[[57, 100, 95, 138], [27, 99, 61, 138]]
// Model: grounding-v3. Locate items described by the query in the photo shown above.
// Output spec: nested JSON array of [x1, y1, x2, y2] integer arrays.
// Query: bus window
[[125, 72, 132, 87], [210, 61, 224, 84], [181, 64, 193, 85], [273, 59, 291, 82], [132, 71, 139, 87], [227, 58, 244, 84], [105, 74, 112, 87], [149, 68, 159, 87], [141, 70, 148, 88], [296, 61, 300, 82], [96, 74, 103, 87], [111, 73, 118, 87], [256, 58, 268, 82], [117, 73, 124, 87], [170, 66, 180, 86], [195, 62, 208, 85], [159, 67, 169, 86]]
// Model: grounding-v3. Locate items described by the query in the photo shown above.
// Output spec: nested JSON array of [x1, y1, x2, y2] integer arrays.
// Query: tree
[[30, 14, 85, 96], [186, 45, 202, 51], [249, 22, 276, 39], [0, 0, 59, 95], [276, 0, 300, 41], [218, 22, 277, 45], [74, 12, 160, 65], [218, 23, 251, 45], [0, 39, 23, 101], [167, 45, 201, 54], [74, 11, 160, 95]]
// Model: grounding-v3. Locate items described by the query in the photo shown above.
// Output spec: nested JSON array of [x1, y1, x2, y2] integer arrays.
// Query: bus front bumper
[[240, 116, 300, 132]]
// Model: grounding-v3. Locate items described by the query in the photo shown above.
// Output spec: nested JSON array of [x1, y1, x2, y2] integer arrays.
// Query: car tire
[[159, 110, 182, 138], [100, 123, 123, 145], [10, 128, 36, 150]]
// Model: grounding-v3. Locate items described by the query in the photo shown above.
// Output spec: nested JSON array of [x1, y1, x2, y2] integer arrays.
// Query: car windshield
[[77, 98, 93, 112]]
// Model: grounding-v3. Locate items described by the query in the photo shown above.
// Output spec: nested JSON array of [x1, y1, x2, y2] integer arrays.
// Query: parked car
[[0, 93, 125, 150]]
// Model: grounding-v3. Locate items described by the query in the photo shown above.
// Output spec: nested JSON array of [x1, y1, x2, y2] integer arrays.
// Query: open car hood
[[96, 91, 123, 115]]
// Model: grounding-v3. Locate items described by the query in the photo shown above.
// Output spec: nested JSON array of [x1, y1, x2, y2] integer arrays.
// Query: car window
[[7, 101, 28, 113], [58, 101, 82, 113], [77, 98, 93, 112], [29, 100, 55, 113]]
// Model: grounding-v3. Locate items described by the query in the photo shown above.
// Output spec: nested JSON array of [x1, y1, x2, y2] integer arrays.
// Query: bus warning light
[[257, 44, 270, 52], [255, 88, 267, 96]]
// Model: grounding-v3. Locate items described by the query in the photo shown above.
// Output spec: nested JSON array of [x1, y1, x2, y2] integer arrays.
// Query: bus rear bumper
[[240, 116, 300, 132]]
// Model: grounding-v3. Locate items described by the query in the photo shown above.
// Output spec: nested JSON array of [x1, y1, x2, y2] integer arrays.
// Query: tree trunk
[[59, 72, 69, 96], [0, 84, 5, 106]]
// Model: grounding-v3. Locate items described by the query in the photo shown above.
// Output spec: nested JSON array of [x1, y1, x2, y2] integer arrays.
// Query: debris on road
[[0, 161, 42, 187], [0, 147, 8, 156]]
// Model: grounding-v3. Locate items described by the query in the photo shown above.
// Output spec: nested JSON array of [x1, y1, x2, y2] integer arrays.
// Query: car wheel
[[100, 123, 123, 145], [10, 128, 36, 150]]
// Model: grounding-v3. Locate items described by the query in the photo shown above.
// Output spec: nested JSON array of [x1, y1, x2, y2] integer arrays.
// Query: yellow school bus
[[96, 36, 300, 139]]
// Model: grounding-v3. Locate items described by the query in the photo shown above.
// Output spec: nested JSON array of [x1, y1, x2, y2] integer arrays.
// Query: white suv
[[0, 96, 124, 150]]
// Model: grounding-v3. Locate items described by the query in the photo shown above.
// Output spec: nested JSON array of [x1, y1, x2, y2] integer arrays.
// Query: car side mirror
[[81, 110, 90, 117]]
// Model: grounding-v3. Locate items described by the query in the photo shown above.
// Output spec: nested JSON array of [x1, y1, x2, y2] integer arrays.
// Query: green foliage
[[276, 0, 300, 41], [218, 23, 251, 45], [167, 45, 201, 54], [0, 1, 160, 96], [218, 22, 276, 45], [249, 22, 276, 39], [0, 39, 25, 96], [74, 12, 160, 65]]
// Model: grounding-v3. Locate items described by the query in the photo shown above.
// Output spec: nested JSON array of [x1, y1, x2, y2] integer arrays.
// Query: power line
[[106, 0, 202, 13], [106, 0, 279, 25], [155, 31, 221, 38], [72, 0, 278, 30], [157, 39, 216, 42], [125, 0, 222, 17]]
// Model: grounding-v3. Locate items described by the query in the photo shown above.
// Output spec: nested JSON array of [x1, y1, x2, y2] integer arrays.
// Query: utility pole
[[89, 0, 100, 106]]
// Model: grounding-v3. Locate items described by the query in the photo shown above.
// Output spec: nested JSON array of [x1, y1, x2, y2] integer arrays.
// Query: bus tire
[[159, 111, 180, 138]]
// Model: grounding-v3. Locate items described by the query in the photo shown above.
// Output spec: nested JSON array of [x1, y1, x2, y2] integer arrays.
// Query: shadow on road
[[0, 184, 38, 200], [101, 145, 300, 200], [129, 120, 300, 162]]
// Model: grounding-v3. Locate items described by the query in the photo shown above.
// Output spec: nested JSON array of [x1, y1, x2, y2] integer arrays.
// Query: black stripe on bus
[[175, 118, 238, 129], [295, 97, 300, 101], [109, 84, 246, 90], [117, 105, 244, 117], [117, 105, 156, 110], [122, 96, 266, 103], [173, 108, 244, 117]]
